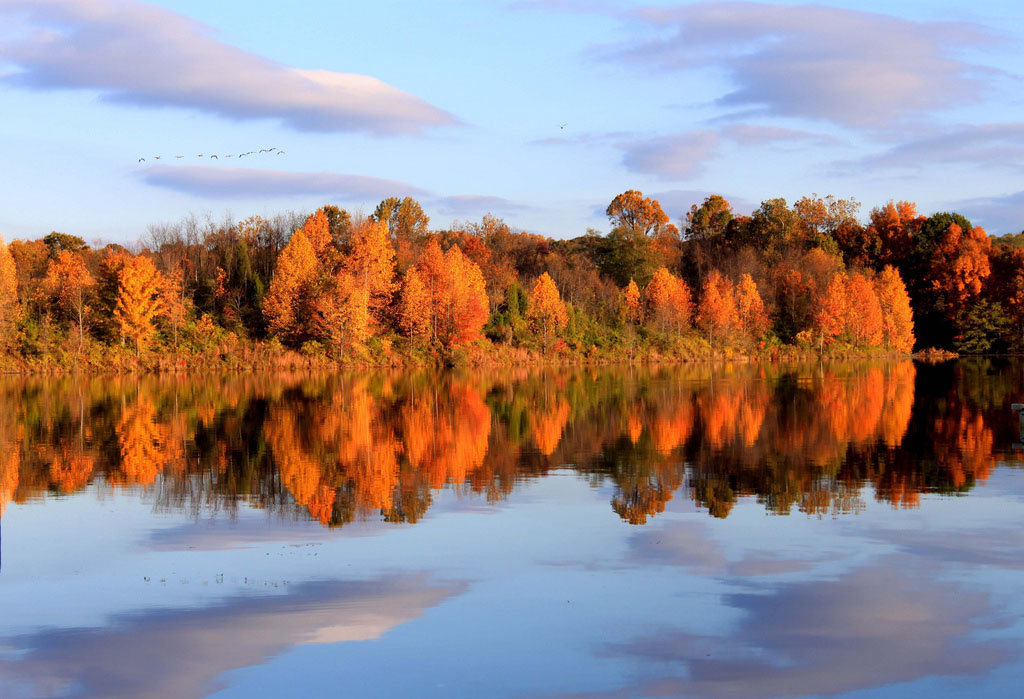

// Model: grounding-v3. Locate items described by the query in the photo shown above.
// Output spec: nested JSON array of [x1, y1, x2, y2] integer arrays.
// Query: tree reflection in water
[[0, 359, 1021, 526]]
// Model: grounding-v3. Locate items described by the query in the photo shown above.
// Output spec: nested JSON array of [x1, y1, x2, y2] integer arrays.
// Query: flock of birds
[[138, 147, 284, 163]]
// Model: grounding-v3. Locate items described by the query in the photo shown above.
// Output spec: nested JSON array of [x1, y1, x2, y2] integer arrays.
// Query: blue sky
[[2, 0, 1024, 244]]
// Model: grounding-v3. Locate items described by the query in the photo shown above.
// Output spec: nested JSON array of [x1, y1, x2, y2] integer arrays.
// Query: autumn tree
[[438, 245, 489, 348], [815, 273, 848, 350], [527, 272, 568, 348], [930, 222, 991, 324], [43, 250, 94, 353], [0, 236, 21, 349], [607, 190, 677, 237], [114, 256, 165, 356], [345, 218, 396, 323], [409, 237, 447, 343], [315, 271, 372, 354], [875, 265, 915, 352], [263, 229, 320, 345], [794, 195, 864, 261], [299, 208, 333, 260], [644, 267, 692, 336], [734, 273, 770, 340], [623, 279, 641, 324], [696, 270, 738, 346], [399, 267, 432, 343], [159, 267, 189, 350], [374, 197, 430, 270], [868, 200, 923, 267], [845, 272, 884, 347]]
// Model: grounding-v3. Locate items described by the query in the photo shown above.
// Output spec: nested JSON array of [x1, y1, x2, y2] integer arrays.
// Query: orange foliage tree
[[114, 256, 165, 356], [623, 278, 641, 324], [606, 190, 676, 236], [875, 265, 915, 352], [439, 245, 490, 348], [159, 267, 189, 350], [263, 229, 320, 344], [845, 271, 884, 347], [345, 218, 396, 323], [815, 273, 849, 349], [399, 267, 432, 343], [44, 250, 94, 353], [696, 269, 738, 346], [868, 200, 923, 266], [0, 236, 19, 348], [527, 272, 568, 348], [734, 273, 769, 341], [930, 222, 991, 322], [644, 267, 692, 335]]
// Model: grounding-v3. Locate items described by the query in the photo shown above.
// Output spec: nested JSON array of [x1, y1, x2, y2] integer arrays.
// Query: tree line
[[0, 191, 1022, 368]]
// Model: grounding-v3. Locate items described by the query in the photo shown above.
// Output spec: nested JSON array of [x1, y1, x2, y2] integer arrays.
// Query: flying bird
[[197, 154, 203, 158], [154, 155, 161, 160], [210, 155, 218, 159], [138, 157, 145, 162], [175, 155, 184, 159], [559, 123, 566, 129], [277, 151, 285, 155], [225, 154, 233, 158]]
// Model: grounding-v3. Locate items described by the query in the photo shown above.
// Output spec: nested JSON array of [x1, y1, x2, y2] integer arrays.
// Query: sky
[[2, 0, 1024, 244]]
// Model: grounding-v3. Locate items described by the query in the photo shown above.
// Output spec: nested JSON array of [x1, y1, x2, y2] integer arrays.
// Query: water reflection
[[0, 360, 1022, 529], [602, 562, 1011, 698], [0, 575, 463, 698]]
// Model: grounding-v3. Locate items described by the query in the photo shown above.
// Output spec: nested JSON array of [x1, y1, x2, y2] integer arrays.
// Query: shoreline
[[0, 341, 959, 376]]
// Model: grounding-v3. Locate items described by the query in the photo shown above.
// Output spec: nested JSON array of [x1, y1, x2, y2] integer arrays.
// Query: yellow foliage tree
[[114, 256, 165, 356], [159, 267, 189, 350], [0, 235, 19, 348], [440, 245, 489, 348], [527, 272, 568, 348], [399, 267, 433, 343], [263, 230, 320, 344], [315, 270, 372, 354], [346, 218, 396, 323], [875, 265, 915, 353], [644, 267, 692, 335]]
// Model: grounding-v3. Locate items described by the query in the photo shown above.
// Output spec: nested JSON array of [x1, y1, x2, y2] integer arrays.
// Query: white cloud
[[611, 2, 996, 128], [0, 0, 458, 134], [719, 124, 837, 147], [432, 194, 529, 216], [850, 123, 1024, 172], [141, 165, 427, 200], [951, 190, 1024, 235], [621, 130, 720, 180]]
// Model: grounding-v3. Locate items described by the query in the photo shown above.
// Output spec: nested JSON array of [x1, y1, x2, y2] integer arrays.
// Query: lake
[[1, 360, 1023, 698]]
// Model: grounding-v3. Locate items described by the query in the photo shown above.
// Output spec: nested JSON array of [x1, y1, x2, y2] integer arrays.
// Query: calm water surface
[[1, 360, 1023, 698]]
